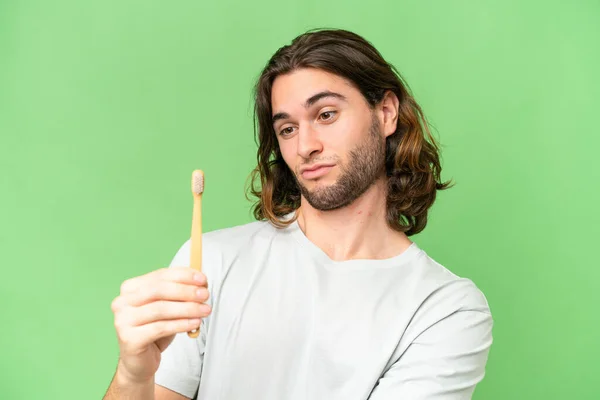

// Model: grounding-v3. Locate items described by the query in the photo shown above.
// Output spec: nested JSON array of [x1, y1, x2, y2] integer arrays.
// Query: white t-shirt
[[155, 218, 493, 399]]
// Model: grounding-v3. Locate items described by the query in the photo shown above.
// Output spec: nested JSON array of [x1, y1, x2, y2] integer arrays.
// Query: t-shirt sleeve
[[154, 239, 208, 399], [369, 280, 494, 400]]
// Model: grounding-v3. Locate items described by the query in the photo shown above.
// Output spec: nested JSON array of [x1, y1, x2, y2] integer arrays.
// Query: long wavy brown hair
[[246, 28, 452, 236]]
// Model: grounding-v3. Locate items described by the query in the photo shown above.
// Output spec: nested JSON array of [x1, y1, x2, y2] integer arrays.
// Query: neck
[[295, 177, 412, 261]]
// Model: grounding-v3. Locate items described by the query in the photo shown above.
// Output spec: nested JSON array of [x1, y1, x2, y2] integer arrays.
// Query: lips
[[300, 164, 335, 180], [300, 162, 336, 173]]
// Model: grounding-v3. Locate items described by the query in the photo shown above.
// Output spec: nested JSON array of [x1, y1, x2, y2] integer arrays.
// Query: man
[[104, 29, 493, 400]]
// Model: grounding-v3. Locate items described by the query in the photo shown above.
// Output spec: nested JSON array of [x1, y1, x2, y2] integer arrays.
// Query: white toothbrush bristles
[[192, 171, 204, 195]]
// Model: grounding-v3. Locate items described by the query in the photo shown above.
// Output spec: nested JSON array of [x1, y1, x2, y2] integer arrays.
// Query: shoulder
[[402, 246, 493, 336], [169, 219, 273, 260], [203, 218, 279, 249], [166, 219, 283, 282]]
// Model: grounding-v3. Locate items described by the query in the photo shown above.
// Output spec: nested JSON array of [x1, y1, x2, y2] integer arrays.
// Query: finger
[[120, 275, 145, 295], [125, 282, 210, 307], [157, 267, 208, 287], [120, 268, 207, 294], [119, 318, 201, 351], [129, 300, 212, 327], [138, 318, 203, 345]]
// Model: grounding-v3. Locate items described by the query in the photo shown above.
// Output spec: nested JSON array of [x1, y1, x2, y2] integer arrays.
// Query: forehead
[[271, 68, 359, 110]]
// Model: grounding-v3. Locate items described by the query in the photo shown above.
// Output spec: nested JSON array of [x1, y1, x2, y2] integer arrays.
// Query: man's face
[[271, 68, 387, 211]]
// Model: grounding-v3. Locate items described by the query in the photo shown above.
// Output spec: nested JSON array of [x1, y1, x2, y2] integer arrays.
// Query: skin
[[271, 68, 413, 261], [106, 67, 414, 400], [105, 268, 211, 400]]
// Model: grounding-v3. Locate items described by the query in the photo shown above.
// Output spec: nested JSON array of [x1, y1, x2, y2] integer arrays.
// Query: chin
[[304, 176, 337, 186]]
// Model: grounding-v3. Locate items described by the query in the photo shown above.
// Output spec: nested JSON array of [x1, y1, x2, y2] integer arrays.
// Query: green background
[[1, 0, 599, 398]]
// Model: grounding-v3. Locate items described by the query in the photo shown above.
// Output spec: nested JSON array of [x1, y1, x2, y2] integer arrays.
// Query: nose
[[297, 123, 323, 160]]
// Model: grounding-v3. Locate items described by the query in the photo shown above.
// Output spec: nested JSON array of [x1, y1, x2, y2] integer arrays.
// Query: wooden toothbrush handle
[[190, 195, 203, 271], [188, 194, 203, 338]]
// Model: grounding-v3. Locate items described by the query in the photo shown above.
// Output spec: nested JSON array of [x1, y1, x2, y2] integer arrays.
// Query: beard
[[294, 115, 386, 211]]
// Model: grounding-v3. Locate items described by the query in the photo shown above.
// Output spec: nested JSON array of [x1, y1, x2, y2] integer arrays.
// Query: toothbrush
[[188, 170, 204, 338]]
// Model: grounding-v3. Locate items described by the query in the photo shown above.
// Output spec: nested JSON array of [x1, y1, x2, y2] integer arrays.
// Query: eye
[[279, 126, 295, 137], [318, 110, 337, 121]]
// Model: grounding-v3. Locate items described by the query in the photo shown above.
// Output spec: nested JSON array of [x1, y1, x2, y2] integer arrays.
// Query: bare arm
[[103, 367, 154, 400], [155, 384, 192, 400], [102, 366, 191, 400], [105, 267, 210, 399]]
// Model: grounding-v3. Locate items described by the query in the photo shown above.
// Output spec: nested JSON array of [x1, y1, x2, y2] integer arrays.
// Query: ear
[[377, 90, 399, 138]]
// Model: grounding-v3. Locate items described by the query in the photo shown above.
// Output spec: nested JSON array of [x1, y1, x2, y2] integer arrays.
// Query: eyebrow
[[272, 90, 347, 125]]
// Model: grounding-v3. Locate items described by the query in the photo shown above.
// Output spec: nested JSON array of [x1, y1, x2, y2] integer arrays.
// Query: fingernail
[[194, 273, 205, 283], [201, 304, 212, 314]]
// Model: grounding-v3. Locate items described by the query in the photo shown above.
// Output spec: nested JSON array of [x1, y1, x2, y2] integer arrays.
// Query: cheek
[[278, 141, 297, 170], [323, 116, 365, 152]]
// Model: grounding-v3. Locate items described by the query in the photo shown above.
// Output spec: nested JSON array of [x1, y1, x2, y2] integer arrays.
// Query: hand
[[110, 267, 211, 384]]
